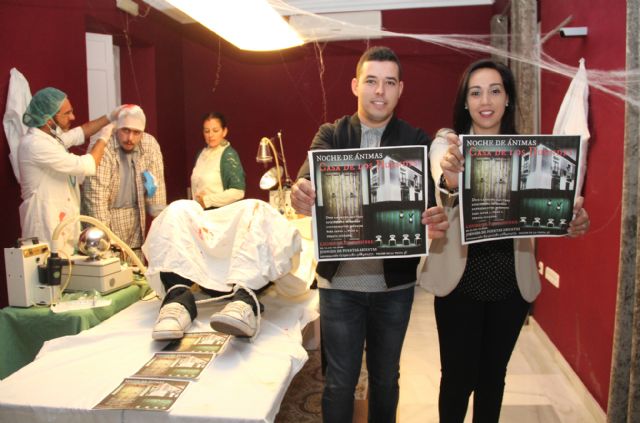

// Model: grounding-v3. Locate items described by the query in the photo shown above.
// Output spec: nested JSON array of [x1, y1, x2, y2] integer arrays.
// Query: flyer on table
[[309, 145, 428, 261], [458, 134, 583, 244]]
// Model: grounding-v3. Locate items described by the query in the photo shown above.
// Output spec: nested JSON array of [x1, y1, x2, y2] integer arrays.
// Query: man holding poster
[[291, 46, 448, 423]]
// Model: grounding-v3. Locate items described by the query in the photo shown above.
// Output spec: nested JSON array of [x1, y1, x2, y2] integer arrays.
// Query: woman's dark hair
[[202, 112, 227, 128], [452, 59, 517, 135]]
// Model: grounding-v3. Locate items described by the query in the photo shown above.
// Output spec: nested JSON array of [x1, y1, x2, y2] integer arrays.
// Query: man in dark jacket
[[292, 46, 448, 423]]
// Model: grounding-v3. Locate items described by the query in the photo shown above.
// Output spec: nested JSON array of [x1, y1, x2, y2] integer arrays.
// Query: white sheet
[[143, 199, 302, 294], [0, 287, 319, 423], [552, 58, 590, 196]]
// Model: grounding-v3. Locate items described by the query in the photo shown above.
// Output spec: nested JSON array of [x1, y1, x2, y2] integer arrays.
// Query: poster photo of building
[[459, 134, 582, 243], [309, 145, 428, 261]]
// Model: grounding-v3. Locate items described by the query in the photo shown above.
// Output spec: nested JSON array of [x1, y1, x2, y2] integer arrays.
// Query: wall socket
[[544, 265, 560, 288], [116, 0, 139, 16]]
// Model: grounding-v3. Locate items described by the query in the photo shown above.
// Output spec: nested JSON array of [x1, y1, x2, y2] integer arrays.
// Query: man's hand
[[422, 206, 449, 239], [96, 123, 114, 142], [568, 196, 590, 238], [108, 105, 128, 122], [291, 178, 316, 216], [440, 132, 464, 190]]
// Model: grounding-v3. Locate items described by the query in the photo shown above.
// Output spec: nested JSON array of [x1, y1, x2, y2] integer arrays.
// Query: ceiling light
[[165, 0, 304, 51]]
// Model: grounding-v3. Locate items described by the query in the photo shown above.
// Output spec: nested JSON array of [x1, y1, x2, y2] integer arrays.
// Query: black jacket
[[297, 114, 435, 288]]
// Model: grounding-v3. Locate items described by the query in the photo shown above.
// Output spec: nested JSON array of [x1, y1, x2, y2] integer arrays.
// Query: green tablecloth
[[0, 282, 153, 379]]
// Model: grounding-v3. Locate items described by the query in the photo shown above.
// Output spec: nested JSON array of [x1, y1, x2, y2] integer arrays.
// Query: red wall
[[534, 0, 626, 410], [180, 6, 492, 200]]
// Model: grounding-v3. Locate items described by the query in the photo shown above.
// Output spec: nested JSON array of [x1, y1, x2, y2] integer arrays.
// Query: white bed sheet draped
[[0, 288, 319, 423]]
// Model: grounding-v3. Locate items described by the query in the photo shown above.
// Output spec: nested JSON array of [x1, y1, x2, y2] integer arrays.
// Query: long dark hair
[[452, 59, 517, 135]]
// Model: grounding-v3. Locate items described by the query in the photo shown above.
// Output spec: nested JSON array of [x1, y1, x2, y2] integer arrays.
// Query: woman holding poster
[[422, 59, 591, 423]]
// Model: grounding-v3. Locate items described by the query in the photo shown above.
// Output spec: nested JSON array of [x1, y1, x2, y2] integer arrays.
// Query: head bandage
[[116, 105, 146, 131], [22, 87, 66, 128]]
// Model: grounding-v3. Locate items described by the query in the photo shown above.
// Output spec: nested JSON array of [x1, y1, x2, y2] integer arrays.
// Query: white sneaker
[[209, 301, 257, 337], [152, 303, 192, 340]]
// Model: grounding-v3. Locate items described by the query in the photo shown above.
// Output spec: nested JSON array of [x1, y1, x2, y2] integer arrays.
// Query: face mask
[[47, 121, 64, 137]]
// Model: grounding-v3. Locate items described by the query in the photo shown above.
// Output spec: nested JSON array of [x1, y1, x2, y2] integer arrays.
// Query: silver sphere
[[78, 227, 111, 259]]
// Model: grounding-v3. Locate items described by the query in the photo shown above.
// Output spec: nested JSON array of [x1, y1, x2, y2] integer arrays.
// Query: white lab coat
[[2, 68, 31, 183], [143, 199, 303, 296], [18, 126, 96, 254]]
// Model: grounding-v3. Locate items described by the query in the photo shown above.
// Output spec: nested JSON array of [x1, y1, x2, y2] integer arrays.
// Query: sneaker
[[152, 303, 192, 340], [209, 301, 257, 337]]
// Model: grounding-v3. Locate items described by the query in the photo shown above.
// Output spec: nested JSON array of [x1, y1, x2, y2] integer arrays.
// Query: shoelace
[[223, 301, 252, 317], [197, 284, 261, 341], [158, 304, 185, 320]]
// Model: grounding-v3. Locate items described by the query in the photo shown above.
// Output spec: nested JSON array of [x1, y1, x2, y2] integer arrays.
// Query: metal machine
[[5, 226, 134, 307], [61, 255, 132, 294], [4, 238, 60, 307]]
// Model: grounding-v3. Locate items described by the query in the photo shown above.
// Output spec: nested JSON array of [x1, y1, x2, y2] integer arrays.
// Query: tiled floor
[[397, 287, 605, 423]]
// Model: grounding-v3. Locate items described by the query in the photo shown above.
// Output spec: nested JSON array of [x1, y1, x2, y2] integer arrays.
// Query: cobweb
[[269, 0, 640, 109]]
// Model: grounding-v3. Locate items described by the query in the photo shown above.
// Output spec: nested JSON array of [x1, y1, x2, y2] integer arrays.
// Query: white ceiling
[[143, 0, 494, 24]]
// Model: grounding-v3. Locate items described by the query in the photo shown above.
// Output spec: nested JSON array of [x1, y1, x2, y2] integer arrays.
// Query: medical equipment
[[60, 226, 133, 294], [5, 215, 146, 307], [4, 238, 60, 307], [61, 255, 133, 294]]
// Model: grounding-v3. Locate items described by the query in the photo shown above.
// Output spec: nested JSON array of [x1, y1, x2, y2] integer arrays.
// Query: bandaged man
[[143, 199, 304, 340], [82, 105, 166, 261]]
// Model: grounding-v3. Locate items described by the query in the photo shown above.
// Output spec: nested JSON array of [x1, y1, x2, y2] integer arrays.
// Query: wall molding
[[282, 0, 494, 14]]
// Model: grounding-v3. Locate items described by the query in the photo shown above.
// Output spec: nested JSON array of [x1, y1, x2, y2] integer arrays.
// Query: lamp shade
[[256, 137, 274, 163], [259, 167, 282, 190]]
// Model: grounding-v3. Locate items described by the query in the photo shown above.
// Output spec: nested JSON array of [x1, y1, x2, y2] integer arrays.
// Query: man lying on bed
[[143, 199, 305, 340]]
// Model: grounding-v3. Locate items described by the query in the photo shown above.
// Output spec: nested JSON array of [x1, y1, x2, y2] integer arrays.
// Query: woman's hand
[[422, 206, 449, 239], [568, 196, 590, 237], [195, 193, 205, 208], [440, 132, 464, 190]]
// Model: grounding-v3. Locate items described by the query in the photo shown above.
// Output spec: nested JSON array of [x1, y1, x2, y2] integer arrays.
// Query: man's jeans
[[159, 272, 264, 319], [319, 286, 415, 423]]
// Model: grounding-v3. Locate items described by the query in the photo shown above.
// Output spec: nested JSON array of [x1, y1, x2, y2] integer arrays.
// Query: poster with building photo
[[309, 145, 428, 261], [93, 378, 189, 411], [459, 134, 582, 244], [131, 353, 214, 380]]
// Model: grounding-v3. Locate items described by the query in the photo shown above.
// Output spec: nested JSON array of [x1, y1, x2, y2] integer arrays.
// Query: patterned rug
[[276, 350, 368, 422]]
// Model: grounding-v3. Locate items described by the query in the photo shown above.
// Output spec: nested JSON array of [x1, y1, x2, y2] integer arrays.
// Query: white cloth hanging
[[3, 68, 32, 183], [553, 58, 590, 196]]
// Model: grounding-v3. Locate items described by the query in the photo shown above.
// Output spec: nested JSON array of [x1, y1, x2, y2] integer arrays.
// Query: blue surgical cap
[[22, 87, 67, 128]]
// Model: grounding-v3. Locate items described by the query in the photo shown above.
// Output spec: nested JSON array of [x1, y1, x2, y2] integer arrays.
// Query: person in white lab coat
[[18, 87, 122, 255]]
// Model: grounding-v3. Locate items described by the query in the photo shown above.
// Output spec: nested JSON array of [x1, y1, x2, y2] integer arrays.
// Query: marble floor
[[397, 287, 606, 423]]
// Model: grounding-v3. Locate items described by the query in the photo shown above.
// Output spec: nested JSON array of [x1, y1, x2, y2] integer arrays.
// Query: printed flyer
[[459, 134, 582, 244], [309, 145, 428, 261], [94, 378, 189, 411]]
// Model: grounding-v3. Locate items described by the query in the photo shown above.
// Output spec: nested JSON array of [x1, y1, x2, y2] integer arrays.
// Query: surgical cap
[[22, 87, 67, 128], [116, 105, 146, 132]]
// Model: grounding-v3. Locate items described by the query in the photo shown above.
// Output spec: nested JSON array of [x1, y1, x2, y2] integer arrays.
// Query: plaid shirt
[[82, 133, 166, 249]]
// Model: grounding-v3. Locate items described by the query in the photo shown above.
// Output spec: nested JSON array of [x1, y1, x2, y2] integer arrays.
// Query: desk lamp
[[256, 132, 292, 215]]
